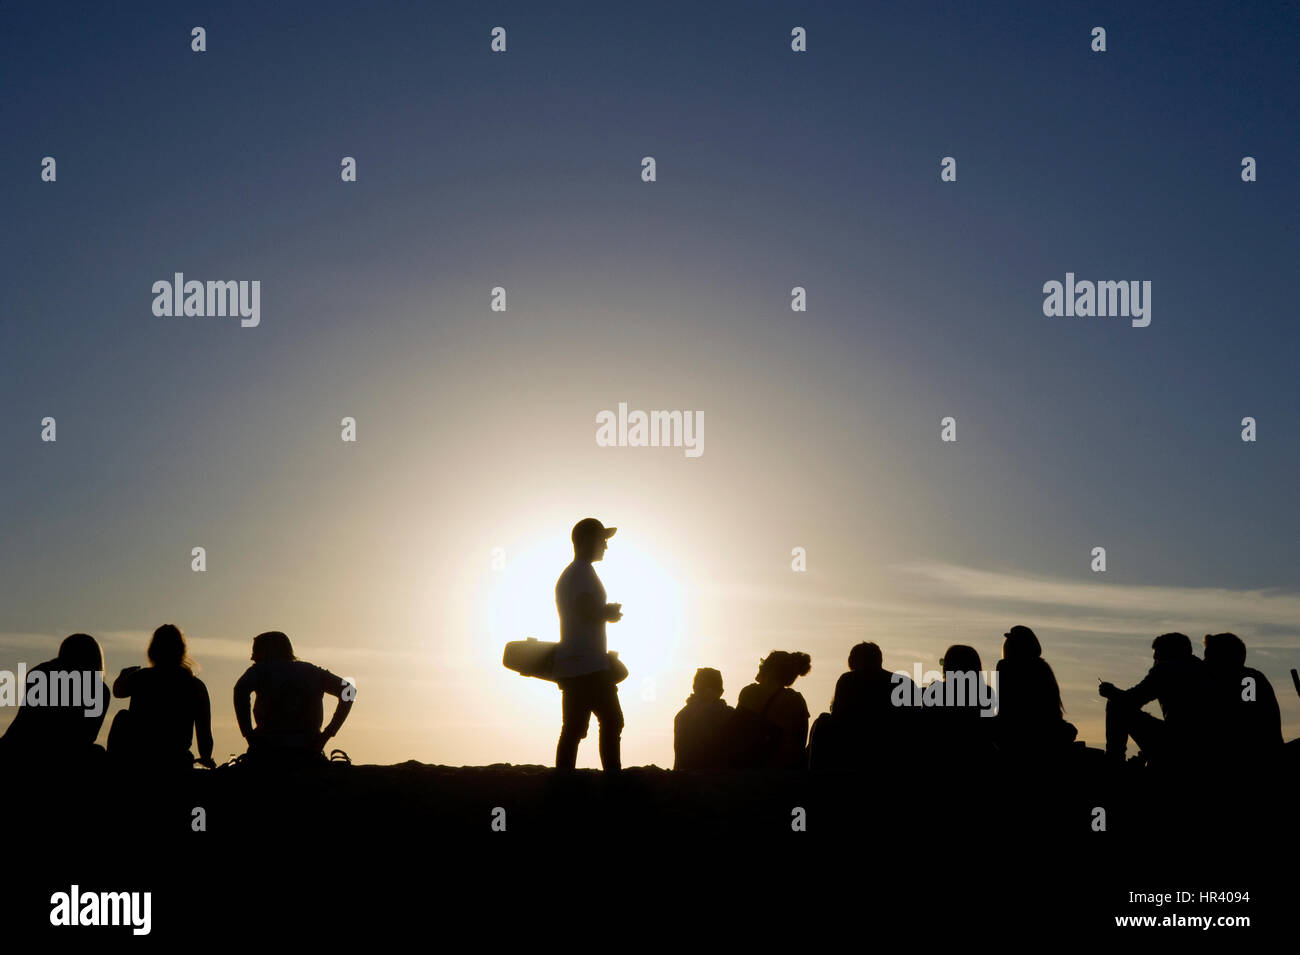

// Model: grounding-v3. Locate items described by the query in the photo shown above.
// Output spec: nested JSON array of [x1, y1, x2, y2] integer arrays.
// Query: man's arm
[[1100, 666, 1160, 707], [112, 666, 140, 699], [318, 670, 355, 748], [576, 592, 621, 623], [81, 673, 108, 745], [233, 668, 255, 741], [194, 679, 215, 767], [1258, 674, 1283, 746], [830, 673, 851, 714]]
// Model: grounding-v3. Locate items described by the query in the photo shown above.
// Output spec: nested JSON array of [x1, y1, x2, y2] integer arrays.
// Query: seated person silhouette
[[1202, 632, 1282, 764], [811, 641, 917, 770], [673, 667, 733, 771], [1099, 632, 1209, 769], [233, 631, 354, 765], [0, 633, 109, 767], [922, 644, 995, 762], [109, 623, 214, 771], [994, 625, 1077, 759], [735, 651, 812, 770]]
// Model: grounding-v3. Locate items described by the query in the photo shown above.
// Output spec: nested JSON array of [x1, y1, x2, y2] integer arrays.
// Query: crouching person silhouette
[[233, 631, 355, 767], [553, 518, 624, 772]]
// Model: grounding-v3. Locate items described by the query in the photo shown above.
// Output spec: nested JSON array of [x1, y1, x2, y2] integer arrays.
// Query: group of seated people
[[674, 650, 815, 771], [3, 622, 1287, 776], [0, 624, 355, 772], [673, 626, 1287, 773]]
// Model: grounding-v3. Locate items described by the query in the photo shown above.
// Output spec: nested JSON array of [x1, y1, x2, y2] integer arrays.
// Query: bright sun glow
[[488, 532, 686, 691]]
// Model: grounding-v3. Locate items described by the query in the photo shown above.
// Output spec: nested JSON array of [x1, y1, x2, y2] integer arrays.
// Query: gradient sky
[[2, 1, 1297, 768]]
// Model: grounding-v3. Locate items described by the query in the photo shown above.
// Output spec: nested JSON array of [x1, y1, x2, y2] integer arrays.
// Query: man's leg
[[1127, 711, 1167, 765], [593, 673, 624, 773], [556, 678, 592, 770], [1126, 711, 1164, 751], [1106, 698, 1166, 761], [1104, 698, 1136, 760]]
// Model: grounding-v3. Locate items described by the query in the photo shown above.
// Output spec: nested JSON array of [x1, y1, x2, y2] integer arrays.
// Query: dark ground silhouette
[[6, 753, 1292, 939]]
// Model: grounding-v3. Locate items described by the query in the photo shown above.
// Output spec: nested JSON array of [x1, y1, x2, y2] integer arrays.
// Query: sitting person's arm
[[194, 679, 215, 768], [673, 710, 688, 769], [829, 673, 851, 714], [317, 670, 356, 750], [112, 666, 141, 699], [1099, 666, 1160, 708], [233, 667, 256, 742], [82, 674, 109, 745], [1258, 674, 1283, 746]]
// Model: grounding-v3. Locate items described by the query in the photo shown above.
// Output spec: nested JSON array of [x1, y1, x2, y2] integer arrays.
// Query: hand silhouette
[[1098, 681, 1117, 699], [606, 603, 623, 623]]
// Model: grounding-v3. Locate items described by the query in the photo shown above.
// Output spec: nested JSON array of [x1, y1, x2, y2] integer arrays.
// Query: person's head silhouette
[[571, 517, 616, 562], [1002, 625, 1041, 660], [57, 633, 103, 675], [251, 631, 296, 663], [1151, 632, 1193, 663], [148, 623, 195, 671], [1203, 632, 1247, 668], [940, 644, 981, 676], [691, 667, 724, 700], [756, 651, 811, 686], [848, 641, 883, 671]]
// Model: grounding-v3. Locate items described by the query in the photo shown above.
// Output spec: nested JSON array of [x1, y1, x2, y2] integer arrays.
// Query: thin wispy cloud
[[0, 631, 438, 667], [897, 562, 1300, 642]]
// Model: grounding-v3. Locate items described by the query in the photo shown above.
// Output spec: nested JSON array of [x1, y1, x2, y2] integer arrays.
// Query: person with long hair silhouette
[[110, 623, 214, 770], [553, 518, 624, 772], [995, 625, 1076, 757], [923, 644, 996, 762], [734, 651, 812, 770], [233, 631, 355, 765]]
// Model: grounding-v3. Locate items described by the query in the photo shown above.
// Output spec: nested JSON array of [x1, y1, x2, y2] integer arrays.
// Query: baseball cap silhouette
[[571, 517, 617, 546]]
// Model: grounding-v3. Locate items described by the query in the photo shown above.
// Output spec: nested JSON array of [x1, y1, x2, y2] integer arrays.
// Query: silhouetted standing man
[[554, 518, 623, 772]]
